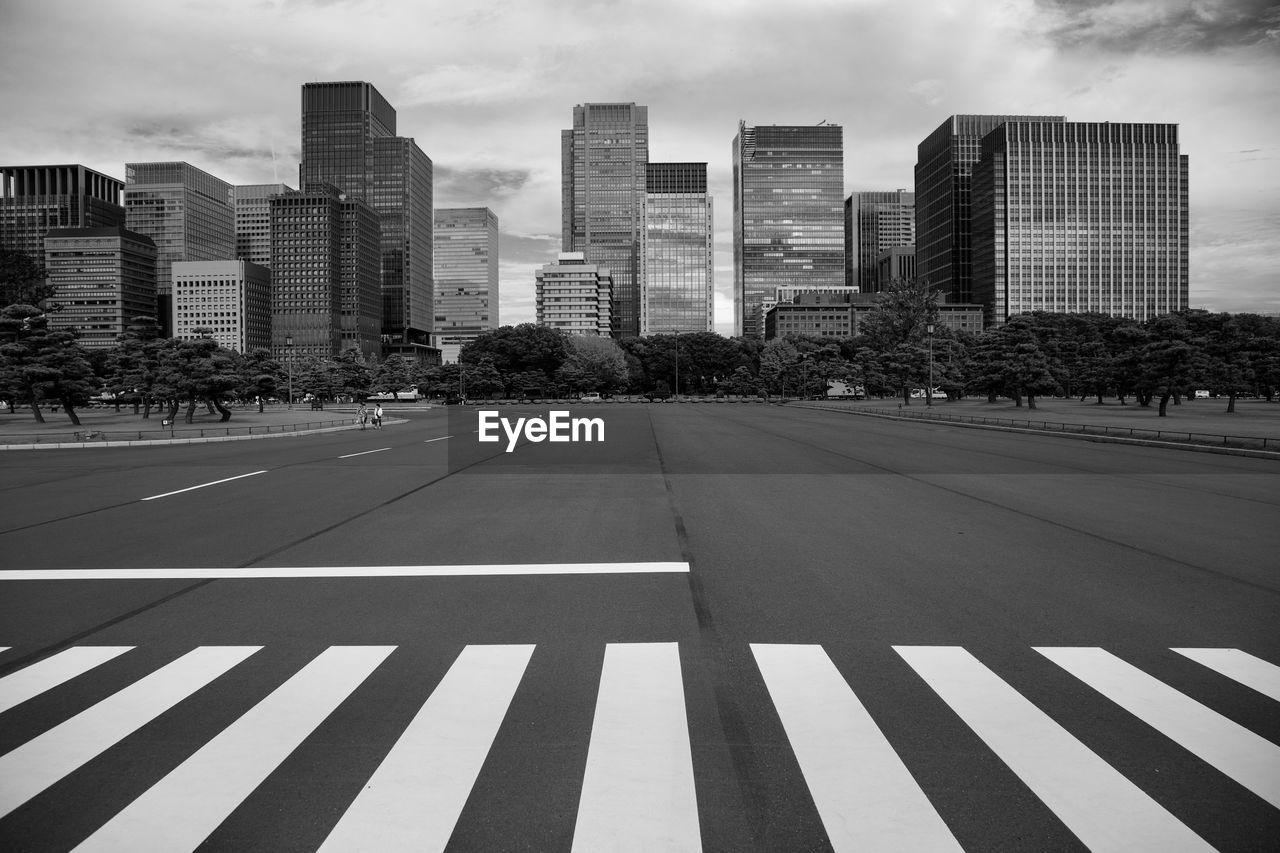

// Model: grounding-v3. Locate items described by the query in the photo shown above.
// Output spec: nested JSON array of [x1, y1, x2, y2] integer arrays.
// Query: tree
[[1137, 314, 1208, 416], [153, 337, 241, 422], [368, 353, 411, 395], [102, 316, 164, 417], [461, 324, 571, 378], [758, 338, 800, 396], [0, 305, 98, 424], [237, 347, 281, 410], [0, 249, 55, 309], [554, 335, 630, 395]]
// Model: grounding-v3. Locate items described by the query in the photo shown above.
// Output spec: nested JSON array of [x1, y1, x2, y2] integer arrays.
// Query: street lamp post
[[285, 334, 294, 410], [926, 323, 935, 407], [673, 331, 679, 402]]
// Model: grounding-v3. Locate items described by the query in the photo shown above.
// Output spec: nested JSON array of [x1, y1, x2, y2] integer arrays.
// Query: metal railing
[[1, 417, 357, 445], [804, 403, 1279, 452]]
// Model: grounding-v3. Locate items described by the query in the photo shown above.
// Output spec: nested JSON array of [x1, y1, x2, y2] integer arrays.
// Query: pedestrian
[[357, 403, 369, 430], [373, 403, 383, 429]]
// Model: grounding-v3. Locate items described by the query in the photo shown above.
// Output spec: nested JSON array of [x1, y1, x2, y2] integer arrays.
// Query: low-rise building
[[172, 259, 271, 352], [535, 252, 613, 336]]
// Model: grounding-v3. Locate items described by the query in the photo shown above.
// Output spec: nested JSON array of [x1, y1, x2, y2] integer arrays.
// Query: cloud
[[1033, 0, 1280, 54], [434, 166, 532, 207]]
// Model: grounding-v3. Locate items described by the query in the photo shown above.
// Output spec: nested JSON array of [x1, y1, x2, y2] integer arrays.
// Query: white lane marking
[[1037, 646, 1280, 809], [320, 644, 534, 852], [0, 646, 260, 818], [1171, 648, 1280, 702], [74, 646, 395, 852], [338, 447, 391, 458], [422, 435, 452, 443], [0, 562, 690, 580], [140, 471, 267, 501], [897, 646, 1212, 852], [573, 642, 700, 852], [752, 644, 961, 852], [0, 647, 134, 714]]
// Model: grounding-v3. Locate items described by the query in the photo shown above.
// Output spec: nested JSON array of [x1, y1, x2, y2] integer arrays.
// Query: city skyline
[[2, 0, 1277, 335]]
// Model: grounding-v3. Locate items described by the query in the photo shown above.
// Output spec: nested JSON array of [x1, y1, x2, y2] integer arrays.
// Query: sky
[[3, 0, 1278, 333]]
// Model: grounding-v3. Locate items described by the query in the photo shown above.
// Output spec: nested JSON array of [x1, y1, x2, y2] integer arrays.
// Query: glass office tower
[[234, 183, 294, 268], [124, 161, 235, 337], [1, 165, 125, 259], [644, 163, 713, 334], [732, 122, 844, 338], [301, 81, 433, 342], [845, 190, 915, 293], [562, 103, 648, 338], [434, 207, 499, 362], [44, 226, 156, 348], [914, 114, 1064, 304], [972, 120, 1189, 326]]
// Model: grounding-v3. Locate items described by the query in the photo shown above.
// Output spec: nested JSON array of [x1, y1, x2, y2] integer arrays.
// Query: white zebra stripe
[[752, 644, 962, 852], [0, 646, 261, 819], [73, 646, 395, 852], [0, 647, 134, 714], [897, 646, 1212, 852], [1037, 646, 1280, 809], [319, 644, 534, 852], [1171, 647, 1280, 702], [572, 643, 700, 852]]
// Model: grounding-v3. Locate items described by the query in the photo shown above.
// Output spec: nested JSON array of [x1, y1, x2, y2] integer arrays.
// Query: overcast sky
[[3, 0, 1277, 333]]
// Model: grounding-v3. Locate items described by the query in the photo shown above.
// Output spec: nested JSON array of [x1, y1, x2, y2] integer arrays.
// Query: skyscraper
[[845, 189, 915, 292], [644, 163, 713, 334], [173, 260, 271, 353], [434, 207, 499, 362], [1, 165, 125, 259], [972, 120, 1189, 326], [269, 184, 380, 360], [234, 183, 294, 268], [732, 122, 845, 338], [124, 161, 235, 336], [562, 103, 648, 338], [914, 114, 1064, 304], [300, 81, 433, 342], [44, 226, 156, 349]]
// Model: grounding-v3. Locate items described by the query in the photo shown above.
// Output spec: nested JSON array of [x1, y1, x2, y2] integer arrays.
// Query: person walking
[[357, 403, 369, 430], [373, 403, 383, 429]]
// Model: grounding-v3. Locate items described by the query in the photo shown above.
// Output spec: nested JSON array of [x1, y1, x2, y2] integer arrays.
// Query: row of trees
[[3, 272, 1278, 424]]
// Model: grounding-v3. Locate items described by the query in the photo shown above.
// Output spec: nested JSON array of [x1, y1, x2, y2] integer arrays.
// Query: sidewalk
[[797, 396, 1280, 454], [0, 405, 362, 448]]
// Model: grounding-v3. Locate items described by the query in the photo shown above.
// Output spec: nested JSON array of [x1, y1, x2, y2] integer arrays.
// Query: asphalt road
[[1, 403, 1277, 851]]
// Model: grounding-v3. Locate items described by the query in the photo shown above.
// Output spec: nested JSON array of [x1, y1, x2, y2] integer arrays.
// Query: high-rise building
[[124, 161, 235, 337], [234, 183, 294, 268], [434, 207, 499, 362], [300, 81, 432, 343], [845, 190, 915, 292], [1, 165, 125, 260], [173, 260, 272, 353], [43, 226, 156, 349], [732, 122, 845, 338], [972, 120, 1189, 326], [562, 103, 648, 338], [269, 184, 380, 360], [536, 252, 612, 337], [914, 114, 1064, 304], [644, 163, 713, 334]]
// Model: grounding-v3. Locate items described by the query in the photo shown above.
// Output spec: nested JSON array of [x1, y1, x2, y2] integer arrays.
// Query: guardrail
[[805, 403, 1279, 452], [2, 417, 357, 445]]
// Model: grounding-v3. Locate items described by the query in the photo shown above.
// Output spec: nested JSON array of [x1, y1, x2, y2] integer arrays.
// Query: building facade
[[915, 115, 1065, 305], [269, 184, 381, 360], [876, 245, 917, 291], [846, 189, 915, 292], [43, 226, 156, 349], [234, 183, 294, 268], [172, 260, 272, 353], [1, 165, 125, 260], [434, 207, 499, 363], [971, 120, 1189, 326], [536, 252, 612, 337], [124, 161, 235, 337], [764, 290, 983, 339], [300, 81, 433, 342], [562, 103, 648, 338], [733, 122, 845, 338], [643, 163, 713, 335]]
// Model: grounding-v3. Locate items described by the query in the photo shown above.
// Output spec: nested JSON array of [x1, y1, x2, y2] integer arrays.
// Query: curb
[[791, 403, 1280, 461], [0, 419, 411, 451]]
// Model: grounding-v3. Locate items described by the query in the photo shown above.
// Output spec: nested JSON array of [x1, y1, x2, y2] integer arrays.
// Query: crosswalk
[[1, 642, 1276, 851]]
